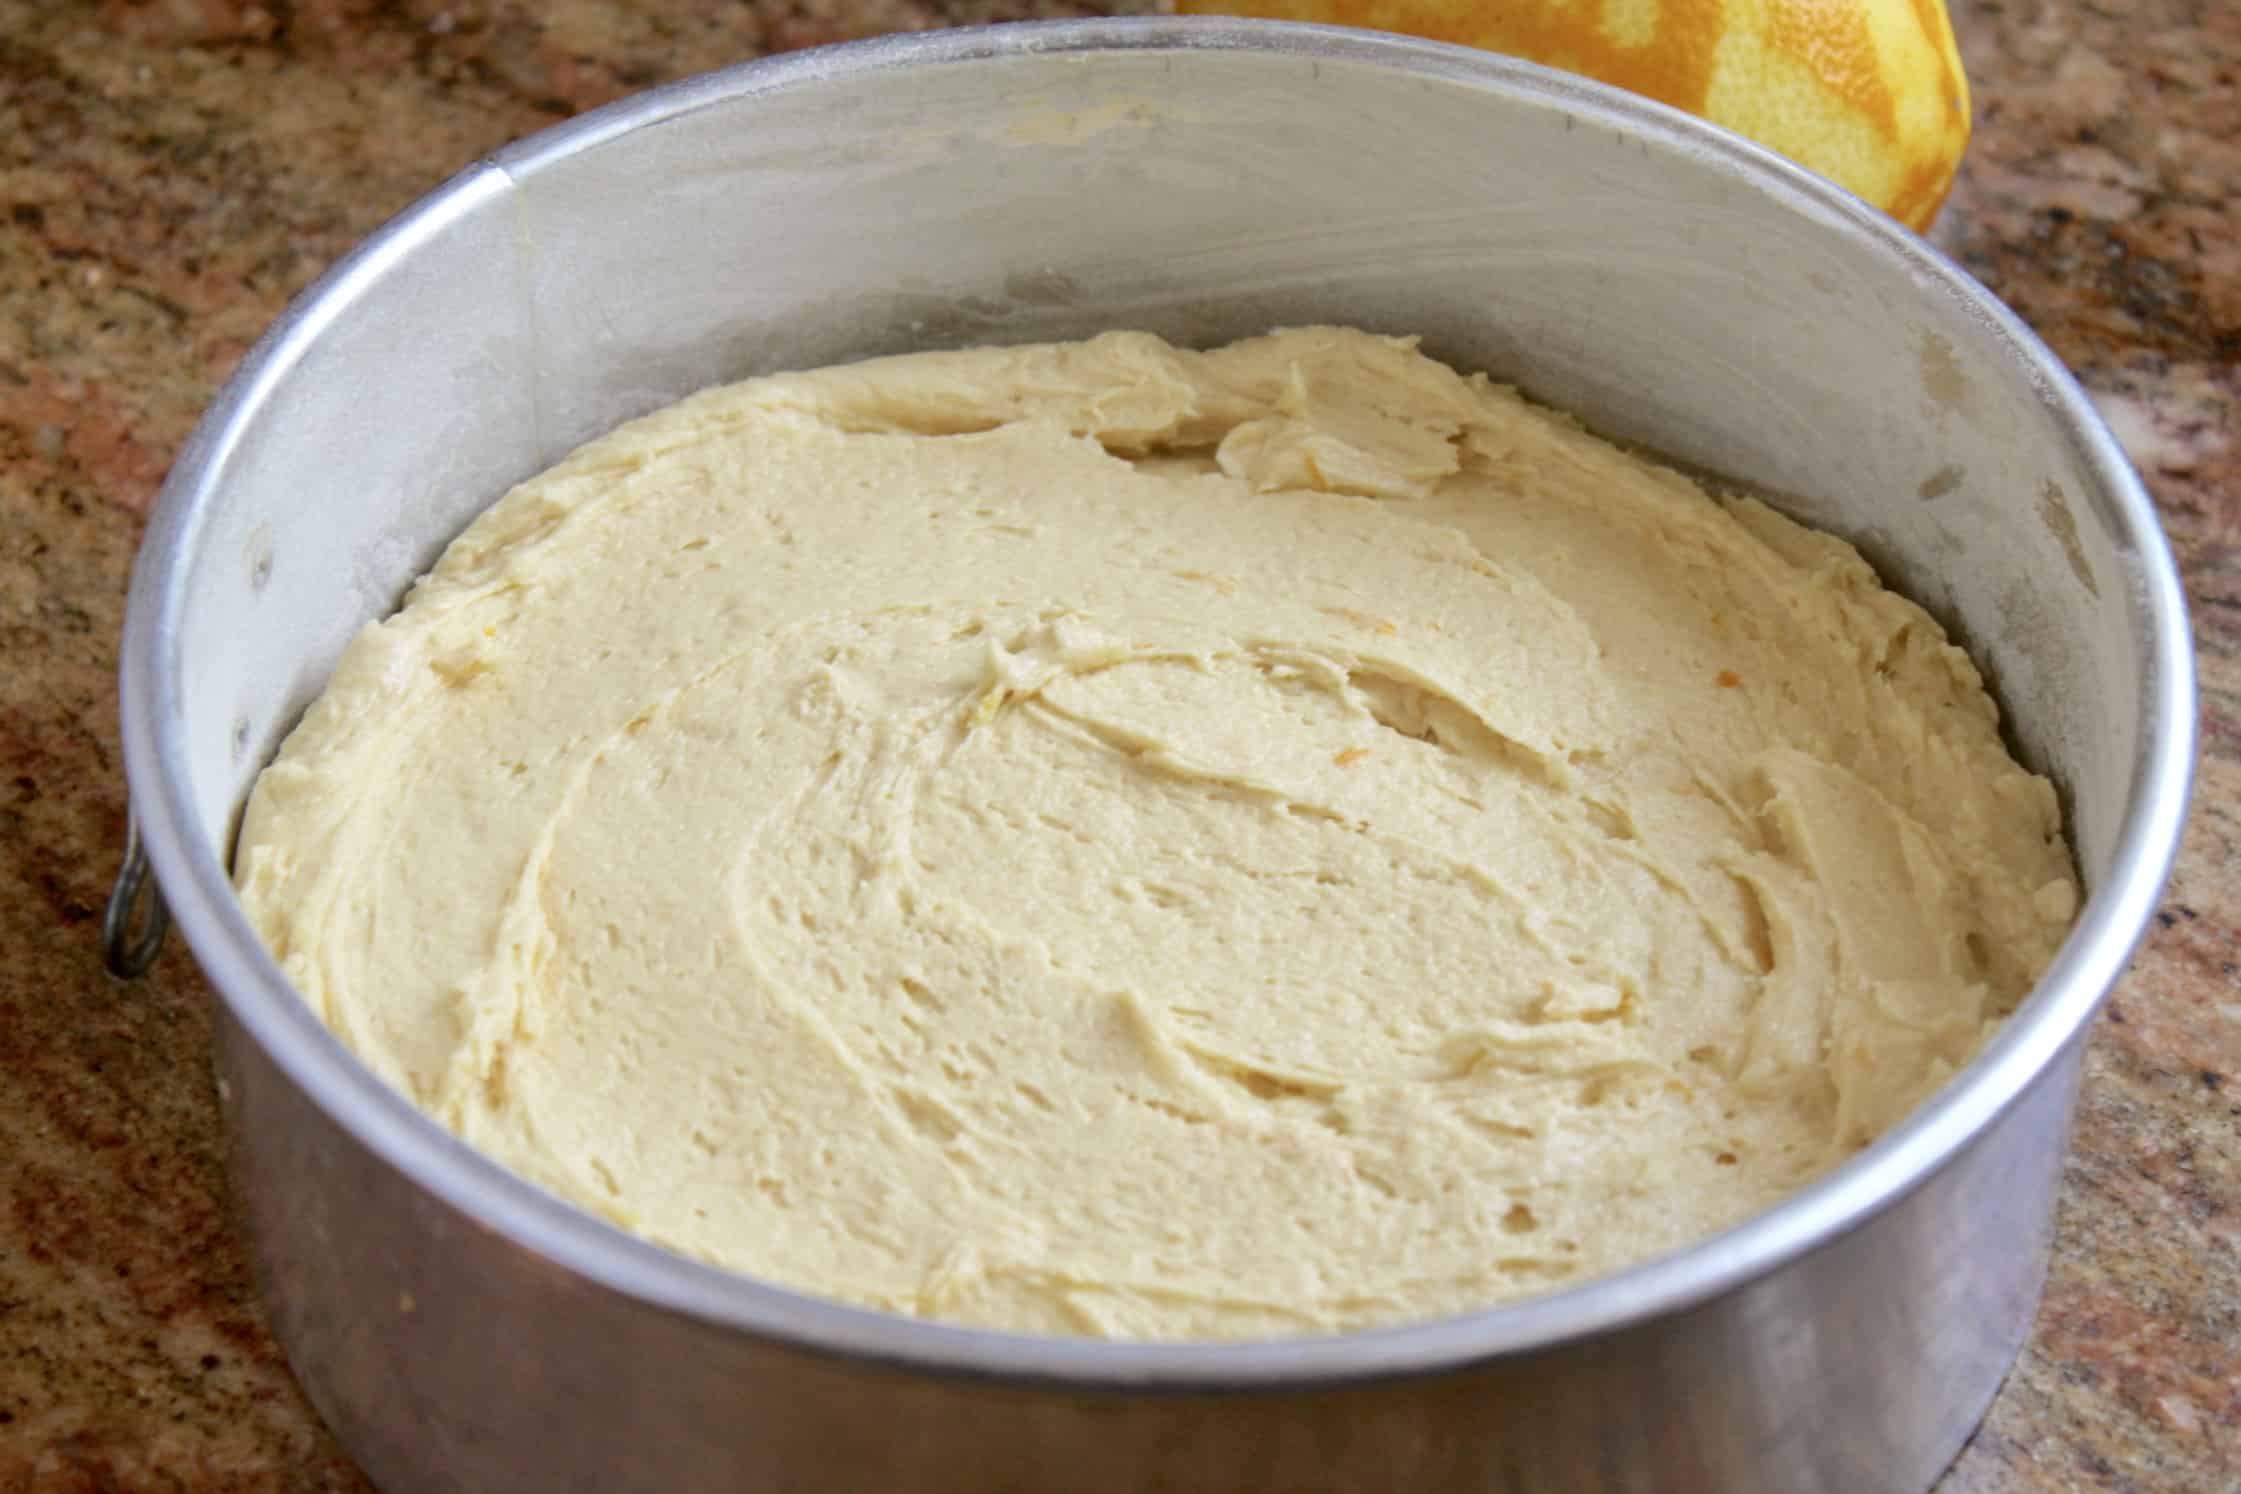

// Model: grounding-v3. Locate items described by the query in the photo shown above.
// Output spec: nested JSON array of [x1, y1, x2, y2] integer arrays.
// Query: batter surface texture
[[236, 328, 2077, 1338]]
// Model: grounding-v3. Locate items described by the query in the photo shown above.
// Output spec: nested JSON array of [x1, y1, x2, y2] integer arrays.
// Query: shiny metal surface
[[101, 812, 169, 978], [118, 20, 2194, 1493]]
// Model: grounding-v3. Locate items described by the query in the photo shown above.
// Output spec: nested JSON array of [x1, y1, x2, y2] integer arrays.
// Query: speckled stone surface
[[0, 0, 2231, 1487]]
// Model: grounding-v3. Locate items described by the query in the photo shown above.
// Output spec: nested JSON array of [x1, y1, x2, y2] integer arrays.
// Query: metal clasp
[[104, 811, 171, 978]]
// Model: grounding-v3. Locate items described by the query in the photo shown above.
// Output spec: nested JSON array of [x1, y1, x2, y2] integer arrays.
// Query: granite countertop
[[1, 0, 2232, 1487]]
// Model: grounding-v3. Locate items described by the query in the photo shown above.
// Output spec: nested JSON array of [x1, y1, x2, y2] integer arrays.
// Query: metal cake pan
[[111, 20, 2194, 1492]]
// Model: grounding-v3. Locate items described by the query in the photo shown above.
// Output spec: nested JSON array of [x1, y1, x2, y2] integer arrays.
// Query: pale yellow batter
[[235, 328, 2077, 1338]]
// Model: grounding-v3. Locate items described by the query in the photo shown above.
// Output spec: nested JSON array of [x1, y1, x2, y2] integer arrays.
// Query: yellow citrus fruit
[[1168, 0, 1972, 230]]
